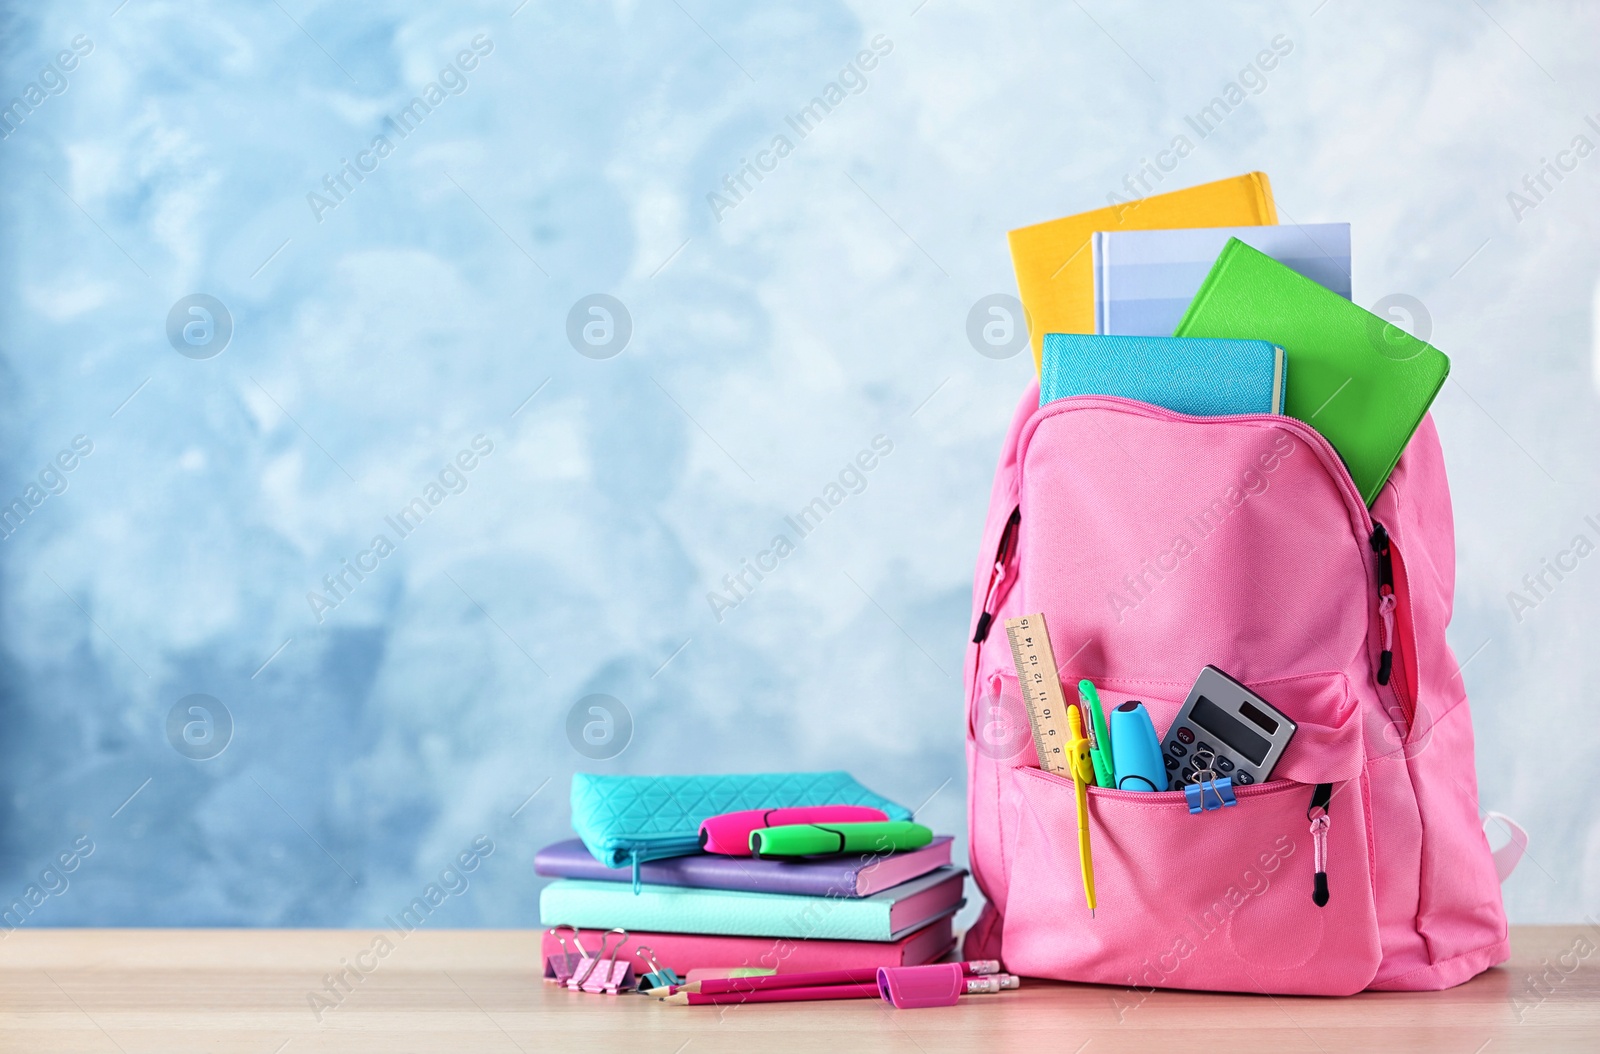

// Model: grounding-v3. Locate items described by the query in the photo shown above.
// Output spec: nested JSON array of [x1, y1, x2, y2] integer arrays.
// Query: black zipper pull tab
[[1308, 782, 1333, 907], [973, 507, 1021, 643], [1370, 523, 1395, 686]]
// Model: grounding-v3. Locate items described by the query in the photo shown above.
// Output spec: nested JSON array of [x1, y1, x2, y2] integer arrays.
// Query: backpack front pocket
[[998, 676, 1381, 997]]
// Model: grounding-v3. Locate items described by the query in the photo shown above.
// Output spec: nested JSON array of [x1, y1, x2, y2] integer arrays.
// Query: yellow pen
[[1067, 703, 1097, 917]]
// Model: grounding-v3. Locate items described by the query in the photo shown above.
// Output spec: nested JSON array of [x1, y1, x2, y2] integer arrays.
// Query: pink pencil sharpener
[[877, 963, 966, 1009]]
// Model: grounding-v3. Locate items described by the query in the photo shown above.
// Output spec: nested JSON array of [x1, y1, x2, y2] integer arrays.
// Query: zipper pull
[[1308, 783, 1332, 907], [1370, 524, 1395, 686], [973, 507, 1021, 643]]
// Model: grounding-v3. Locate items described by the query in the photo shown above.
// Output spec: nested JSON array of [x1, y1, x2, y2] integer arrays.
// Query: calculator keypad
[[1163, 726, 1256, 794]]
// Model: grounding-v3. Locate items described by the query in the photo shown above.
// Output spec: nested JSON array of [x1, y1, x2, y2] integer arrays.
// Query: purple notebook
[[534, 836, 954, 898]]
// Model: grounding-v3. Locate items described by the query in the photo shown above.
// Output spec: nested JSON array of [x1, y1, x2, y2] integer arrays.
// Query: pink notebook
[[540, 916, 955, 977]]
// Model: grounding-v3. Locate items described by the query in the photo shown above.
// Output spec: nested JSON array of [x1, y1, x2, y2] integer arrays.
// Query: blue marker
[[1108, 701, 1165, 792]]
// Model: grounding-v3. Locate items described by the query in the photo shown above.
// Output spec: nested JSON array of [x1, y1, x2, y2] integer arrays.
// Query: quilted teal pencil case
[[570, 772, 913, 890]]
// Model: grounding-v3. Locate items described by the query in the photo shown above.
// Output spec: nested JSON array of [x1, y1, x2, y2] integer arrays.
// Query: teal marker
[[1079, 679, 1116, 788]]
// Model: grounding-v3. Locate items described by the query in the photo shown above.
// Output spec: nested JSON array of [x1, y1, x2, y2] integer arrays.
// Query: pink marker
[[697, 805, 888, 856]]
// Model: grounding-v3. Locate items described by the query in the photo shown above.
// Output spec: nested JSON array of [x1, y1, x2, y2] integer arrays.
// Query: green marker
[[1079, 679, 1116, 788], [749, 821, 933, 859]]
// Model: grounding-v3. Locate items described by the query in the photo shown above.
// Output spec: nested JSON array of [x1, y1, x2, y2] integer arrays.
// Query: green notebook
[[1175, 238, 1449, 505]]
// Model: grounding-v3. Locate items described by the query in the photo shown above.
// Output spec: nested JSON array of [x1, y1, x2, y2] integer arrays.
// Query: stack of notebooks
[[536, 835, 965, 973], [1010, 172, 1450, 506]]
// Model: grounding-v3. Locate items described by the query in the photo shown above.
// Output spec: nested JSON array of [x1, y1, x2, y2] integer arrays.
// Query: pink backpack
[[962, 386, 1516, 996]]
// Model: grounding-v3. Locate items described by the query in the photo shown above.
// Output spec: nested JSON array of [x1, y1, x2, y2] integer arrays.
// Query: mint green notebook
[[537, 867, 965, 942]]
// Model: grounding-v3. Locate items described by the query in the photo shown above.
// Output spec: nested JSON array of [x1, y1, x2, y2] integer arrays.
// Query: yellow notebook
[[1008, 173, 1278, 375]]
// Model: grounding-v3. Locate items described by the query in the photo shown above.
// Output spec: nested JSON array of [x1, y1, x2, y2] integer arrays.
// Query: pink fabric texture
[[962, 388, 1509, 995]]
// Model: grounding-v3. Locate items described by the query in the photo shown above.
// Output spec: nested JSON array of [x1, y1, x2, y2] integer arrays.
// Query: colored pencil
[[666, 959, 1003, 996], [640, 967, 777, 992], [685, 966, 776, 982], [661, 975, 1019, 1006], [661, 982, 880, 1006]]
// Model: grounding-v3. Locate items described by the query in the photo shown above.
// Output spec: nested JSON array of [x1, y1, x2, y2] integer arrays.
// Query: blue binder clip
[[1185, 775, 1237, 814], [635, 945, 681, 992]]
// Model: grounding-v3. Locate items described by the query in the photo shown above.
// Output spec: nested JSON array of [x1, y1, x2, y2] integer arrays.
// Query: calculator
[[1159, 666, 1296, 791]]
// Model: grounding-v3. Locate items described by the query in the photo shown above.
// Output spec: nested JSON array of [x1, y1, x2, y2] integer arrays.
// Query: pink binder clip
[[545, 925, 588, 984], [568, 929, 635, 995]]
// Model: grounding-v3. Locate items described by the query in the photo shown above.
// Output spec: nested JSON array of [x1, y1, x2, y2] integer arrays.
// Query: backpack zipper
[[1370, 525, 1396, 685], [1308, 782, 1333, 907], [967, 504, 1020, 923], [973, 506, 1021, 643], [1369, 522, 1415, 727]]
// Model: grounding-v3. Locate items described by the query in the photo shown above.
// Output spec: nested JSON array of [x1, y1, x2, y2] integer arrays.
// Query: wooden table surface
[[0, 927, 1594, 1053]]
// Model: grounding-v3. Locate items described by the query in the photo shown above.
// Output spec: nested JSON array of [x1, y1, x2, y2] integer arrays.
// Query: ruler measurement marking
[[1004, 614, 1074, 777]]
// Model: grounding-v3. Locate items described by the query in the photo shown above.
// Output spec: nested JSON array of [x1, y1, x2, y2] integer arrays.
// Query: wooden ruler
[[1003, 614, 1073, 777]]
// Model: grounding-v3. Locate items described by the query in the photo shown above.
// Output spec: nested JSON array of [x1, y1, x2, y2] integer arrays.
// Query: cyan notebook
[[1040, 334, 1285, 416], [1093, 223, 1352, 337]]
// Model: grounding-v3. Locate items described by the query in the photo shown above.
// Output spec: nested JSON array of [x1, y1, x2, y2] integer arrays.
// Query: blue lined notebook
[[1092, 223, 1351, 337], [1040, 334, 1286, 417]]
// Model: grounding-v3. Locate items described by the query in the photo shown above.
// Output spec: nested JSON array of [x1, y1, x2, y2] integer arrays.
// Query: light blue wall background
[[0, 0, 1595, 928]]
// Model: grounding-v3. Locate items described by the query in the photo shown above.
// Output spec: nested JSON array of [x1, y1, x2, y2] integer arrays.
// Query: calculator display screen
[[1191, 695, 1270, 765]]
